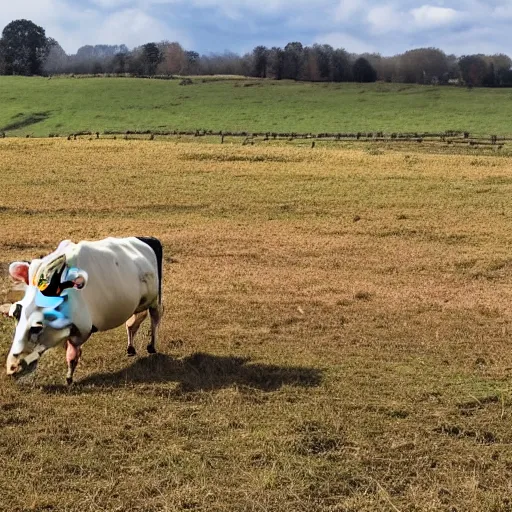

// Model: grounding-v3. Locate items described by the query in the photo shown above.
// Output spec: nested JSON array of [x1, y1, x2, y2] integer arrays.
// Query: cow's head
[[6, 261, 88, 377]]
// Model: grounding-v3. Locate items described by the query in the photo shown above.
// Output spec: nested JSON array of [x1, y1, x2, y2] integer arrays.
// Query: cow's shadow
[[43, 352, 323, 394]]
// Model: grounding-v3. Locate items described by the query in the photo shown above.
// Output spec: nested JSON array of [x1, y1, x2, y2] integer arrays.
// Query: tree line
[[2, 19, 512, 87]]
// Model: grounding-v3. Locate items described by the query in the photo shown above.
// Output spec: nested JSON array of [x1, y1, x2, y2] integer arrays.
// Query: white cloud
[[316, 32, 376, 54], [90, 0, 135, 8], [367, 3, 459, 34], [493, 2, 512, 19], [427, 25, 506, 55], [94, 9, 175, 47], [1, 0, 512, 56], [0, 0, 99, 52], [335, 0, 365, 21], [0, 0, 78, 29], [367, 5, 407, 33], [410, 5, 458, 27], [190, 0, 310, 13], [0, 1, 189, 53]]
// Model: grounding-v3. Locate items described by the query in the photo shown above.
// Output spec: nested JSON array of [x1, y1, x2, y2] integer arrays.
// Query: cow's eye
[[10, 303, 22, 321]]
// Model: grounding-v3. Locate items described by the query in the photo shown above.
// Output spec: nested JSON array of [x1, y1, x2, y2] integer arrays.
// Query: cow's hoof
[[147, 344, 157, 354], [127, 346, 137, 357], [66, 377, 73, 386]]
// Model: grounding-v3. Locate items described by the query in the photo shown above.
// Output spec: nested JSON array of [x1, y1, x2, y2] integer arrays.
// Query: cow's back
[[65, 237, 159, 331]]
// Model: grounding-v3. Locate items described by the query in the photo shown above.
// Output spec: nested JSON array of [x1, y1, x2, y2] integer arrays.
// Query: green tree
[[352, 57, 377, 82], [0, 39, 6, 74], [268, 47, 284, 80], [282, 42, 304, 80], [458, 55, 488, 86], [252, 45, 269, 78], [1, 19, 49, 75], [331, 48, 351, 82], [398, 48, 449, 84], [482, 62, 496, 86], [141, 42, 162, 75], [486, 53, 512, 86], [183, 50, 199, 74]]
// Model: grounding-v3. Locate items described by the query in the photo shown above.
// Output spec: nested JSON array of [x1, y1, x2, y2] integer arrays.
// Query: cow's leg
[[147, 305, 161, 354], [125, 311, 148, 356], [66, 341, 82, 385]]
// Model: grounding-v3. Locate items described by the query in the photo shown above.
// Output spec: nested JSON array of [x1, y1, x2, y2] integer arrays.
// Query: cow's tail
[[155, 239, 163, 307], [137, 237, 163, 308]]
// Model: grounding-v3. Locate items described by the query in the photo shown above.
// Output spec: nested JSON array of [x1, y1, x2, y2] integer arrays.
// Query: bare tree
[[303, 46, 320, 81], [199, 51, 246, 76], [157, 41, 186, 75], [43, 38, 68, 74]]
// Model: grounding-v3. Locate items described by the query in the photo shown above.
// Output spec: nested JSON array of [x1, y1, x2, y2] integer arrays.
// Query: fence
[[3, 129, 508, 150]]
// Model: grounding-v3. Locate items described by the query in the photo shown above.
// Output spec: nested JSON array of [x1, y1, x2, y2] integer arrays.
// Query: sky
[[1, 0, 511, 57]]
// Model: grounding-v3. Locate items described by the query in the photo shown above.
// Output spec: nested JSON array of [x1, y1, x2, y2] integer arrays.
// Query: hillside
[[1, 76, 512, 136]]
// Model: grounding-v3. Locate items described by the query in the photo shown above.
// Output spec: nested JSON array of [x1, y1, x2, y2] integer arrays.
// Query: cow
[[5, 236, 163, 384]]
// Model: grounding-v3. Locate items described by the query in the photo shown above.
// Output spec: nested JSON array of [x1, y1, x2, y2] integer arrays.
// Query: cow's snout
[[6, 354, 21, 376], [8, 365, 19, 376], [6, 353, 37, 377]]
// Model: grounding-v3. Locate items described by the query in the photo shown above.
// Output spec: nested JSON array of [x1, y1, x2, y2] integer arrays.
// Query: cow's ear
[[9, 262, 30, 285], [65, 268, 88, 290], [57, 240, 72, 251]]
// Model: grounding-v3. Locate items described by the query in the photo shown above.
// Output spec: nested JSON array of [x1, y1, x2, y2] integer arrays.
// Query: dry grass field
[[0, 139, 512, 511]]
